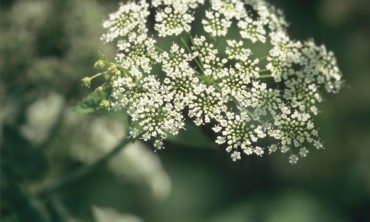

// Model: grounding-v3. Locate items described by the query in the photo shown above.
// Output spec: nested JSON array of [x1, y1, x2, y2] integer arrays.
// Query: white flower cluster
[[153, 0, 203, 37], [202, 10, 232, 37], [238, 17, 266, 43], [101, 0, 149, 43], [84, 0, 343, 164]]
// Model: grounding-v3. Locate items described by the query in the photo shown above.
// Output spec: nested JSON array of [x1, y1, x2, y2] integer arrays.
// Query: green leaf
[[167, 121, 217, 149], [75, 85, 111, 114]]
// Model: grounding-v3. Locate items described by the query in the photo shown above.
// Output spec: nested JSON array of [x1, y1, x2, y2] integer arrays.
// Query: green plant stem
[[258, 69, 269, 73], [257, 55, 268, 60], [155, 45, 165, 52], [180, 36, 205, 73], [38, 137, 135, 197], [90, 72, 105, 80], [259, 74, 273, 78]]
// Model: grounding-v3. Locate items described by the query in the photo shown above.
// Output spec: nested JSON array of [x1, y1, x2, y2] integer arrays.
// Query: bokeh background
[[1, 0, 370, 221]]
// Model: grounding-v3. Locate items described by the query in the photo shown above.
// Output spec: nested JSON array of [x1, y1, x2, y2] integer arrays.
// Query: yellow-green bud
[[97, 86, 103, 92], [104, 73, 110, 80], [107, 64, 117, 73], [82, 77, 91, 87], [94, 60, 105, 69], [115, 70, 121, 75], [100, 100, 110, 108]]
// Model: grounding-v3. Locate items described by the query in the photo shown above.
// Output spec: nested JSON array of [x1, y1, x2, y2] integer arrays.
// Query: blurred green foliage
[[1, 0, 369, 221]]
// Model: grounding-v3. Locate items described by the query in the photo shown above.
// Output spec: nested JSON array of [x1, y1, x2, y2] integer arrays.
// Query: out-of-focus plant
[[80, 0, 343, 164]]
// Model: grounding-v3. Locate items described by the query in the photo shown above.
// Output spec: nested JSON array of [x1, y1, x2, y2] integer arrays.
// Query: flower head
[[83, 0, 343, 163]]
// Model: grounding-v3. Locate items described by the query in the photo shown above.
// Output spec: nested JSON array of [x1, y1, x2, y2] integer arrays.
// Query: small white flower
[[299, 147, 309, 157], [216, 136, 226, 144], [231, 151, 241, 161], [268, 144, 278, 154], [243, 147, 254, 155], [289, 154, 299, 165], [254, 147, 264, 156], [154, 140, 164, 149], [212, 125, 222, 133]]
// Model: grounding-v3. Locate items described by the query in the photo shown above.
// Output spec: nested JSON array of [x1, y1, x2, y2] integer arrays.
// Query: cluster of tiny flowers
[[83, 0, 343, 164], [153, 0, 203, 37], [203, 10, 232, 37]]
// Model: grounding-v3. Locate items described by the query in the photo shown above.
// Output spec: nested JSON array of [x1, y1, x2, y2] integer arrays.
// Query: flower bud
[[107, 64, 117, 73], [114, 70, 121, 76], [100, 100, 110, 108], [104, 73, 110, 80], [81, 77, 91, 87], [94, 60, 105, 69]]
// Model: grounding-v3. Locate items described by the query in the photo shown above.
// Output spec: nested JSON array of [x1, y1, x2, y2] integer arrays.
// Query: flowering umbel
[[81, 0, 343, 164]]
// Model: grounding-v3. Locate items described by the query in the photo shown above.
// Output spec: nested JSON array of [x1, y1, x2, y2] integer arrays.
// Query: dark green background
[[1, 0, 369, 221]]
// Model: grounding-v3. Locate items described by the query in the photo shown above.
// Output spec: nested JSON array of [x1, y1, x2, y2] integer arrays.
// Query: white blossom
[[188, 84, 227, 125], [202, 10, 232, 37], [238, 16, 266, 43], [210, 0, 246, 20], [238, 81, 282, 116], [270, 109, 321, 158], [116, 35, 157, 70], [284, 78, 322, 115], [191, 36, 228, 79], [154, 6, 194, 37], [225, 40, 251, 61], [289, 154, 299, 165], [231, 151, 241, 161], [213, 112, 266, 160], [101, 0, 149, 43], [301, 40, 343, 93], [83, 0, 344, 164], [299, 147, 309, 158]]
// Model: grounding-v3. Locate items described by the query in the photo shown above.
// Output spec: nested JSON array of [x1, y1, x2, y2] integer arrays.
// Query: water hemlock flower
[[82, 0, 344, 164]]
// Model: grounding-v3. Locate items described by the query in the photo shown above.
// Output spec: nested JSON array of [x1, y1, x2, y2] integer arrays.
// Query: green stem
[[180, 36, 205, 73], [257, 55, 268, 60], [38, 137, 135, 197], [180, 37, 191, 52], [258, 74, 274, 79], [231, 96, 265, 125], [90, 72, 104, 79], [259, 72, 297, 79], [155, 45, 165, 52], [187, 32, 195, 45], [258, 69, 269, 73]]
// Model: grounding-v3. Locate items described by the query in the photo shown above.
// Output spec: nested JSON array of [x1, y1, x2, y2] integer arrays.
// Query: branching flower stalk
[[82, 0, 343, 164]]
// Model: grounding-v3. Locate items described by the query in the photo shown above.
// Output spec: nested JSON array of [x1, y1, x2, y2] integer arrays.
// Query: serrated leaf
[[167, 122, 217, 149], [75, 85, 111, 114]]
